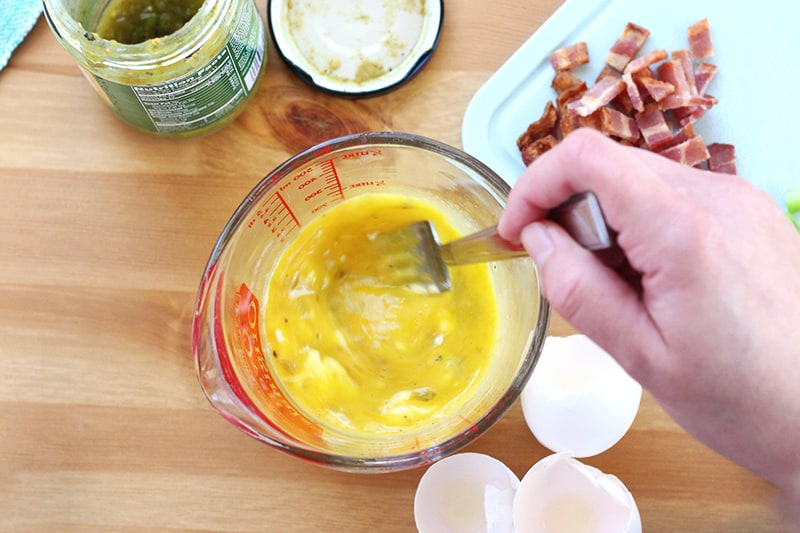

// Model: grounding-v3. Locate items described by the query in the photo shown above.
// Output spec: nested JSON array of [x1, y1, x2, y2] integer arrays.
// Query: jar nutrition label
[[93, 2, 265, 135]]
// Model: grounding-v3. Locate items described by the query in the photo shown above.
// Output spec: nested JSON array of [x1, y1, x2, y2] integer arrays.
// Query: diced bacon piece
[[658, 136, 710, 166], [578, 108, 637, 144], [622, 72, 645, 112], [671, 59, 717, 126], [694, 62, 718, 94], [662, 123, 697, 150], [636, 106, 673, 150], [671, 106, 691, 124], [577, 109, 604, 132], [611, 88, 635, 115], [659, 93, 717, 110], [606, 22, 651, 71], [638, 76, 675, 102], [671, 50, 698, 95], [624, 49, 668, 74], [550, 42, 590, 71], [517, 101, 559, 150], [622, 50, 668, 112], [657, 59, 692, 97], [629, 69, 669, 104], [556, 82, 588, 107], [521, 134, 559, 166], [656, 59, 701, 123], [600, 107, 640, 143], [559, 113, 581, 137], [556, 82, 587, 137], [552, 70, 584, 93], [519, 19, 729, 173], [595, 65, 616, 82], [632, 67, 656, 81], [566, 76, 626, 117], [650, 122, 697, 153], [688, 18, 714, 58], [707, 143, 737, 174], [677, 106, 710, 127], [630, 67, 655, 94]]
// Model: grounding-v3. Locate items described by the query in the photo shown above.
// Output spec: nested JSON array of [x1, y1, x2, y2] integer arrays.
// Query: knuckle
[[561, 128, 607, 161]]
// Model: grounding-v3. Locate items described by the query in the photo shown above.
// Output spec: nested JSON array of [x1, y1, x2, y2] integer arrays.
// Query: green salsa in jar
[[96, 0, 206, 44], [42, 0, 267, 137]]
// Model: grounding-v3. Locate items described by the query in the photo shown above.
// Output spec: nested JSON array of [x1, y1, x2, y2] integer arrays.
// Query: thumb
[[521, 221, 656, 370]]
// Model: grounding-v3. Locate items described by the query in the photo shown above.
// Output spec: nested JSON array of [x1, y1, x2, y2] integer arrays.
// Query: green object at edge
[[787, 190, 800, 232]]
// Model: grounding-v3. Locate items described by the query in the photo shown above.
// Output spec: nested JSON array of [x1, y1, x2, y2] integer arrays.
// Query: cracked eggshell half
[[513, 453, 642, 533], [520, 335, 642, 458], [414, 452, 520, 533], [269, 0, 443, 96]]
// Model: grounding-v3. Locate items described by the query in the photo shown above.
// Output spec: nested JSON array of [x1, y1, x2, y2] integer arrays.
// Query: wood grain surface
[[0, 1, 784, 531]]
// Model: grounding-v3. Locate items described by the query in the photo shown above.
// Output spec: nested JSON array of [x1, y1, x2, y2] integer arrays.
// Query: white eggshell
[[520, 335, 642, 457], [513, 453, 642, 533], [414, 452, 520, 533]]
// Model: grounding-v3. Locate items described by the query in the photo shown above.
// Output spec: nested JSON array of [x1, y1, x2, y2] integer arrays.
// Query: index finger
[[499, 128, 696, 242]]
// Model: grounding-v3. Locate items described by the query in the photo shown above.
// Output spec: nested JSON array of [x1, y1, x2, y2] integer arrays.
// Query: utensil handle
[[439, 226, 527, 265], [440, 191, 612, 266], [548, 191, 612, 251]]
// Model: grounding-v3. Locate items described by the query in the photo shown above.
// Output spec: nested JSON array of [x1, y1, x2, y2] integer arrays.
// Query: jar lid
[[268, 0, 444, 96]]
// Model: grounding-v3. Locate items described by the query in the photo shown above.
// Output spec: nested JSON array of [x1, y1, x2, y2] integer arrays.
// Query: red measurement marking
[[275, 192, 299, 225], [317, 158, 344, 201], [248, 191, 300, 242], [262, 192, 299, 242], [211, 283, 323, 445]]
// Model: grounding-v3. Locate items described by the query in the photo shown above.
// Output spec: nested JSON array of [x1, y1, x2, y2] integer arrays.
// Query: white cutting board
[[462, 0, 800, 209]]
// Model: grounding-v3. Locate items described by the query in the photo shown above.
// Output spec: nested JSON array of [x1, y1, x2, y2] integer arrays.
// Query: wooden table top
[[0, 1, 784, 531]]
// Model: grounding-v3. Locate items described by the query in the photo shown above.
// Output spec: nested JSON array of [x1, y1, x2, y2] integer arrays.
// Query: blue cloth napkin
[[0, 0, 45, 71]]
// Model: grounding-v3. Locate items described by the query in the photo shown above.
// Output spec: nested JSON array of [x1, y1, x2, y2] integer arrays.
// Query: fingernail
[[521, 222, 554, 266]]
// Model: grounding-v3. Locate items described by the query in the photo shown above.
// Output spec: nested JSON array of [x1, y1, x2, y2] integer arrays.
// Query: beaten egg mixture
[[264, 193, 499, 436]]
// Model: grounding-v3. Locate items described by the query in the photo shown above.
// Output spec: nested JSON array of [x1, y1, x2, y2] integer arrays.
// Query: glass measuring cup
[[192, 132, 551, 472]]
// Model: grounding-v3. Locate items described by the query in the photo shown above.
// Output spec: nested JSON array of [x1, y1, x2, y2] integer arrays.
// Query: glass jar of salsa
[[43, 0, 267, 137]]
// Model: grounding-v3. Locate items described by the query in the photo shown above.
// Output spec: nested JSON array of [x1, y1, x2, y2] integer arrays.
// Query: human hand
[[499, 128, 800, 519]]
